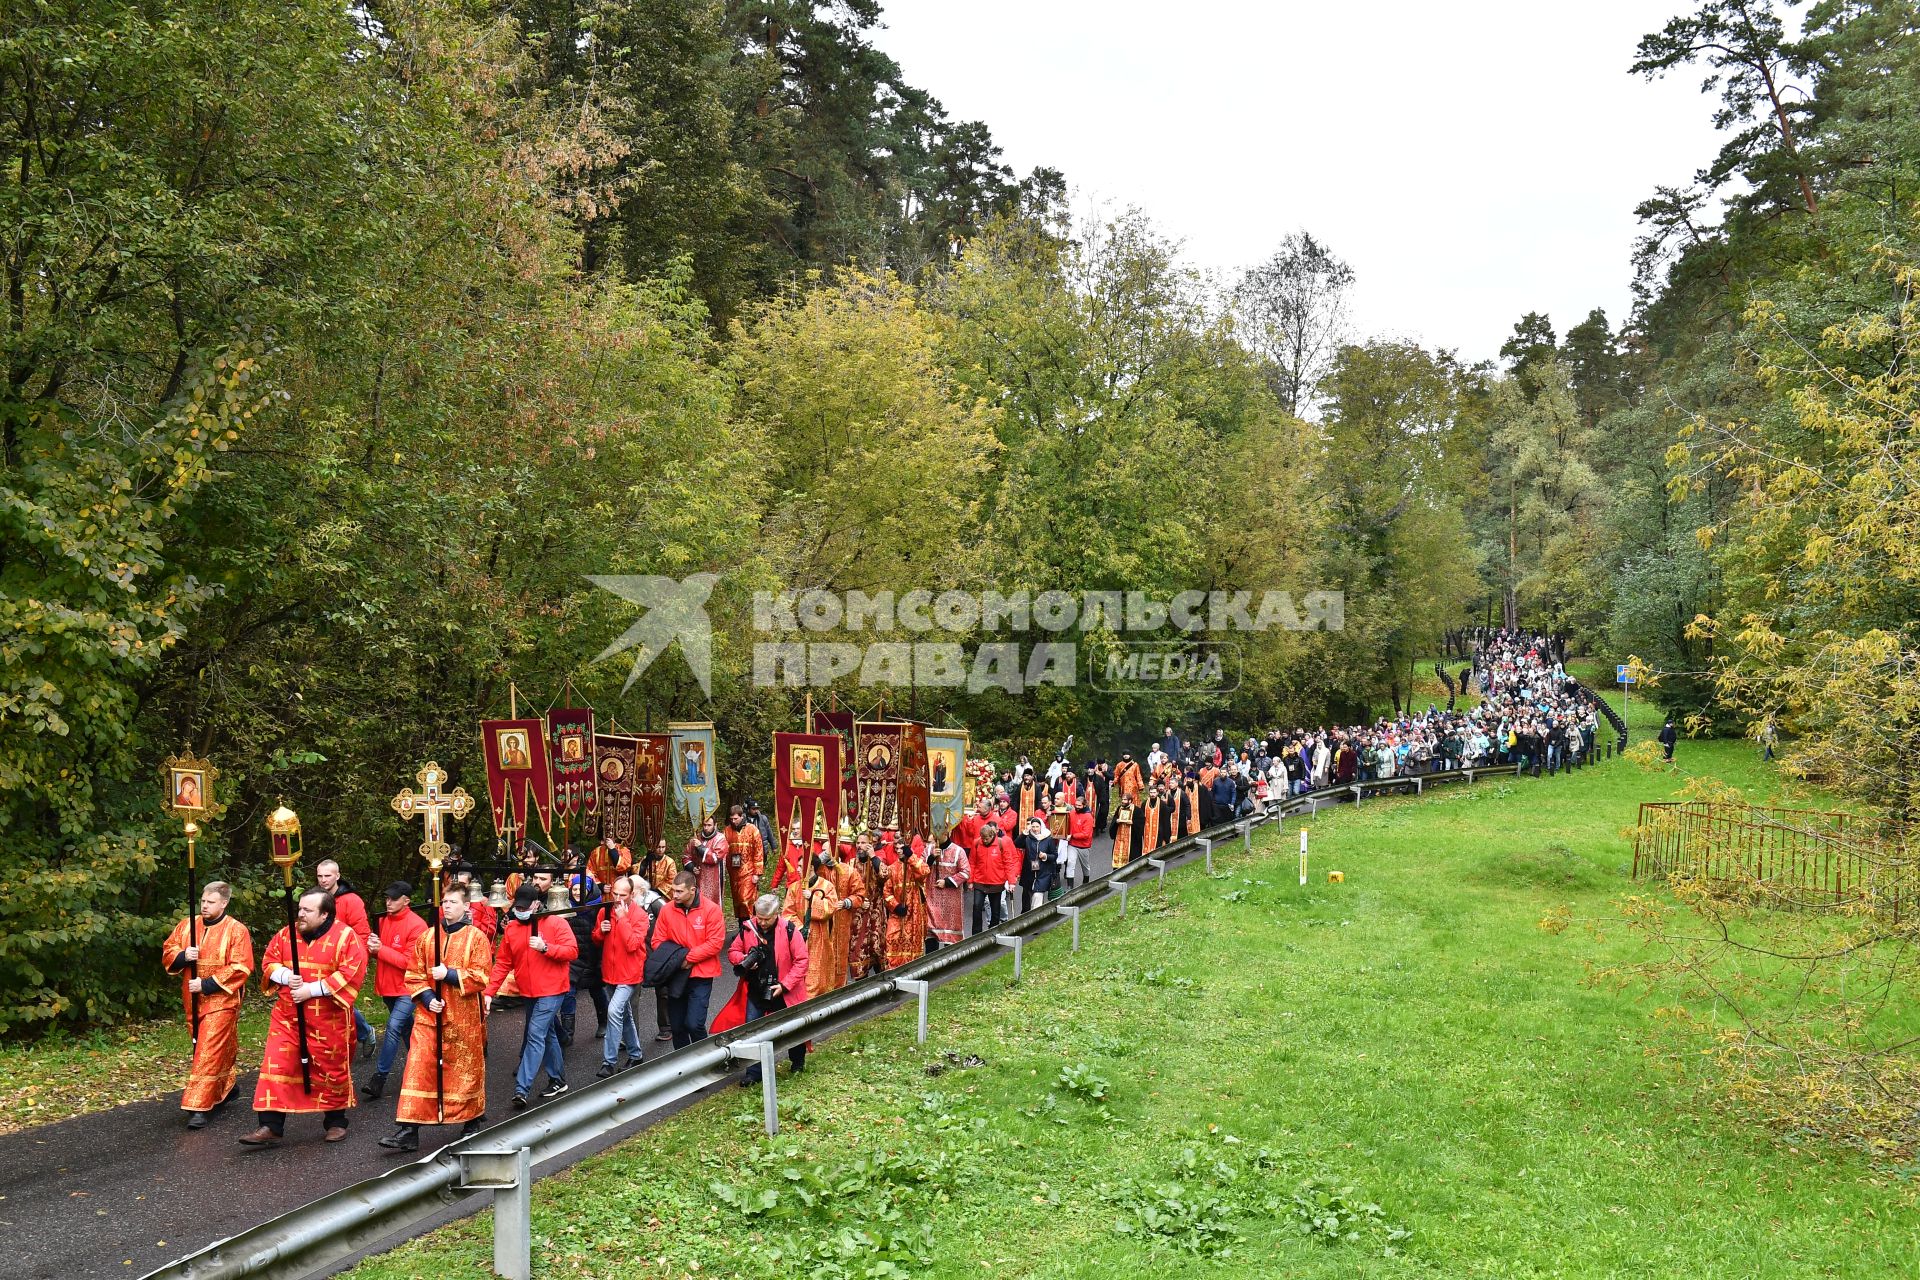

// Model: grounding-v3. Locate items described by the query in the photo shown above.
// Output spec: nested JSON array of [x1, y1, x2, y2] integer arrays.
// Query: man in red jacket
[[729, 892, 810, 1083], [970, 817, 1011, 935], [654, 868, 724, 1049], [361, 881, 428, 1100], [596, 875, 650, 1077], [316, 859, 377, 1058], [1066, 797, 1096, 889], [484, 884, 578, 1110]]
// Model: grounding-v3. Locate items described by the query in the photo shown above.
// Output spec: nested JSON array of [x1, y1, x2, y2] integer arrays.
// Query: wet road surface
[[1, 830, 1137, 1278]]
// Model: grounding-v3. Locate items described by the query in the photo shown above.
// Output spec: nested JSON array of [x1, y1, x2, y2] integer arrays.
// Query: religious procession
[[152, 635, 1604, 1159]]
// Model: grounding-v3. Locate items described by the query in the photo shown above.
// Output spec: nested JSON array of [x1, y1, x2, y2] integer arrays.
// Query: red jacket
[[372, 906, 428, 998], [973, 830, 1014, 887], [597, 904, 650, 985], [334, 890, 370, 941], [728, 917, 809, 1000], [468, 898, 498, 940], [655, 893, 725, 979], [951, 812, 985, 854], [1068, 810, 1095, 849], [485, 913, 577, 998]]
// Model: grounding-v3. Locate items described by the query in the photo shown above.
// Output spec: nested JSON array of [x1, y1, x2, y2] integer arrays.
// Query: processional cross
[[391, 762, 475, 865], [391, 761, 474, 1123]]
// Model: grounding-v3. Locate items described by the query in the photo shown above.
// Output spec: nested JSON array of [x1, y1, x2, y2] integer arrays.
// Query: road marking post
[[993, 933, 1025, 981], [457, 1145, 532, 1280]]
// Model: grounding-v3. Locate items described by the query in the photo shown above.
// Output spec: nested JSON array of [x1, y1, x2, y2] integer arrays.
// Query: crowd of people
[[156, 629, 1610, 1149]]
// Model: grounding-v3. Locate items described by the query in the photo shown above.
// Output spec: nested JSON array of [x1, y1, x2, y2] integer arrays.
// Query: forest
[[3, 0, 1915, 1032]]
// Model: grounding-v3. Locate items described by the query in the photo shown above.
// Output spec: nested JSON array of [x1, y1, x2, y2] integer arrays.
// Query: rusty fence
[[1632, 801, 1919, 920]]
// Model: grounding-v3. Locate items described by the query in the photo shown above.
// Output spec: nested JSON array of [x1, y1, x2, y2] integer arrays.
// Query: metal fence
[[146, 761, 1535, 1280], [1631, 800, 1917, 918]]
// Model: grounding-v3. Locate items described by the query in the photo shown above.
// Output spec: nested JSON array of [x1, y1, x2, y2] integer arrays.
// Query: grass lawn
[[349, 740, 1915, 1280]]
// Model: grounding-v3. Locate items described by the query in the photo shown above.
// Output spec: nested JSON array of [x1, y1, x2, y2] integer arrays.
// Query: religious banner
[[924, 728, 969, 841], [811, 708, 859, 820], [547, 707, 597, 822], [592, 733, 639, 847], [853, 720, 904, 832], [633, 732, 671, 852], [669, 721, 719, 826], [773, 731, 842, 850], [963, 758, 996, 811], [480, 717, 553, 836], [898, 721, 932, 839]]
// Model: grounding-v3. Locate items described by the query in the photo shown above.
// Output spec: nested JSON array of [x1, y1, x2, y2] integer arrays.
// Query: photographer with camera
[[725, 894, 810, 1085]]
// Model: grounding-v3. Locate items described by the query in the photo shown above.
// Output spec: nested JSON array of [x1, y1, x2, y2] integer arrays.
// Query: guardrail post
[[891, 977, 930, 1043], [1242, 821, 1252, 854], [1056, 903, 1083, 951], [1147, 856, 1168, 885], [1352, 784, 1362, 804], [993, 933, 1025, 981], [726, 1040, 780, 1136], [457, 1146, 532, 1280], [1415, 776, 1423, 795], [1200, 837, 1213, 874], [1114, 879, 1129, 918]]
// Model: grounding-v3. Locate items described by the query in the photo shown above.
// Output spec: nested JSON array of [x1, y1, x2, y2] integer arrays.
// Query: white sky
[[872, 0, 1727, 365]]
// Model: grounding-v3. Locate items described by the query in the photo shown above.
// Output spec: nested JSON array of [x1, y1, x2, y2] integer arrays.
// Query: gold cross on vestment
[[391, 762, 475, 872]]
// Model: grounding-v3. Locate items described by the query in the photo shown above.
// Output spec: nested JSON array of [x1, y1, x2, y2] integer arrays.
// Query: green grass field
[[349, 738, 1915, 1280]]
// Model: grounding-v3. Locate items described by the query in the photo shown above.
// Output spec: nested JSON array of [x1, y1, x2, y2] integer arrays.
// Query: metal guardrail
[[144, 759, 1545, 1280]]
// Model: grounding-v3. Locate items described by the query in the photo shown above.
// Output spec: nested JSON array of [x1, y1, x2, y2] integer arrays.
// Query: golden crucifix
[[391, 761, 475, 868], [391, 762, 474, 1124]]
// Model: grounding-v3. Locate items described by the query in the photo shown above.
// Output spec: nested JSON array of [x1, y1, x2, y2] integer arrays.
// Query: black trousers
[[257, 1108, 347, 1135]]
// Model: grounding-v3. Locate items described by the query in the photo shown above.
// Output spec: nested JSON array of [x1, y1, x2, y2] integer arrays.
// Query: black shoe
[[595, 1063, 615, 1080], [377, 1126, 419, 1152], [460, 1118, 485, 1137], [186, 1111, 209, 1130], [359, 1036, 376, 1061], [540, 1079, 569, 1100], [360, 1072, 387, 1100], [511, 1093, 529, 1111]]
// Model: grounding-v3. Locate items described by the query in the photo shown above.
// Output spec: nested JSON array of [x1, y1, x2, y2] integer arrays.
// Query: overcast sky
[[871, 0, 1726, 365]]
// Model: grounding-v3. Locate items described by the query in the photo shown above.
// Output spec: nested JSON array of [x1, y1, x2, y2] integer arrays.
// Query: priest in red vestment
[[242, 888, 368, 1145], [161, 881, 254, 1128], [380, 885, 494, 1151], [770, 818, 807, 892]]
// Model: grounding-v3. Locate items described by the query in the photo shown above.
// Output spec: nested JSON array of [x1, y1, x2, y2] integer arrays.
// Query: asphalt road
[[0, 829, 1132, 1279]]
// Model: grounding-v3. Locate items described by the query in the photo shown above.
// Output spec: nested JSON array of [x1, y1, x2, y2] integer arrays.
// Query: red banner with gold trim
[[854, 720, 903, 832], [633, 733, 671, 853], [481, 717, 553, 836], [592, 734, 637, 847], [898, 721, 931, 839], [773, 731, 842, 851], [548, 707, 596, 821]]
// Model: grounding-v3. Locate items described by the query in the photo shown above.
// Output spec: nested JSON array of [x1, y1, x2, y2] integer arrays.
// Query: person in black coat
[[1658, 718, 1678, 761], [1019, 816, 1060, 910], [560, 869, 606, 1045], [1085, 761, 1110, 831]]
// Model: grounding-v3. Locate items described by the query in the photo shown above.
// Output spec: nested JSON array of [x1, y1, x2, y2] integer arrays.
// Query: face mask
[[513, 908, 533, 922]]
